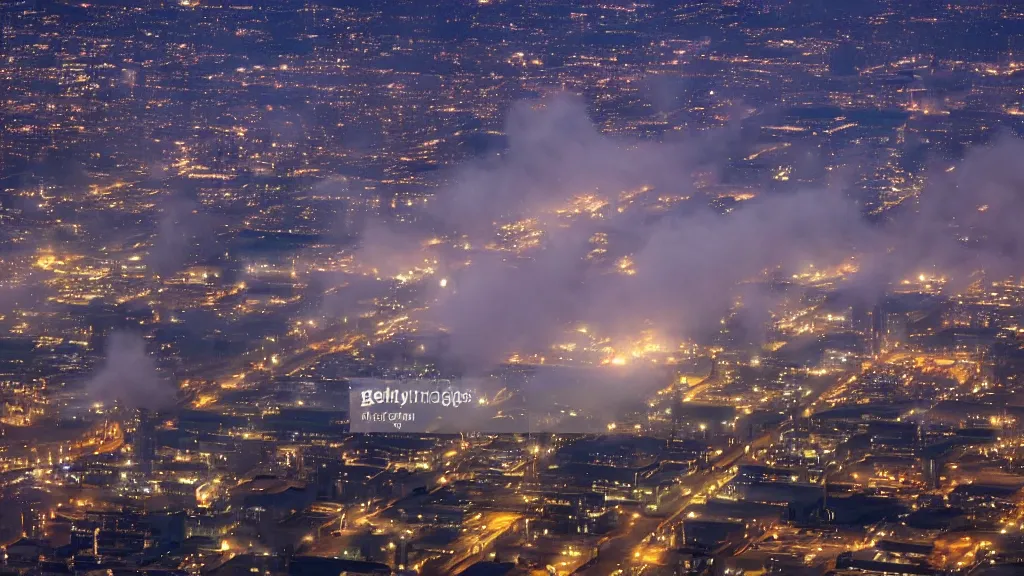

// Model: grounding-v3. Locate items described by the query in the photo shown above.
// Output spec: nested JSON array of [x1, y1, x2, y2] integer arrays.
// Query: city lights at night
[[2, 1, 1024, 576]]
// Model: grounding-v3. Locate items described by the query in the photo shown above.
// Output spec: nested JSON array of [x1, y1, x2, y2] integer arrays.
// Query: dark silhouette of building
[[134, 408, 157, 476]]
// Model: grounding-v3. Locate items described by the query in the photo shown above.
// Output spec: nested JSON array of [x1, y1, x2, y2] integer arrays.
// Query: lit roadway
[[177, 273, 412, 408], [309, 450, 485, 563], [188, 290, 427, 406], [575, 368, 862, 575], [436, 512, 522, 575], [681, 375, 716, 403], [67, 421, 125, 460], [187, 324, 365, 408]]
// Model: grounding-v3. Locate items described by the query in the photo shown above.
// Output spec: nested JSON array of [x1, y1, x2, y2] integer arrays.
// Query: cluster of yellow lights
[[903, 273, 947, 285], [87, 180, 129, 197], [716, 191, 756, 202], [34, 252, 77, 271], [487, 219, 544, 252], [619, 185, 652, 203], [600, 330, 664, 366], [616, 255, 637, 276], [586, 232, 609, 261], [506, 326, 681, 368], [554, 194, 608, 218], [193, 394, 217, 408], [387, 260, 438, 283], [790, 260, 859, 284]]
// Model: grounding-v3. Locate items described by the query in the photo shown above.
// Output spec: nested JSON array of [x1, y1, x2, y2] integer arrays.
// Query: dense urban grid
[[3, 0, 1024, 575]]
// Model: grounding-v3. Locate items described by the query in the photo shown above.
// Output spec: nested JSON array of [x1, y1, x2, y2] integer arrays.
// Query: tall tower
[[134, 408, 157, 476], [870, 304, 883, 357]]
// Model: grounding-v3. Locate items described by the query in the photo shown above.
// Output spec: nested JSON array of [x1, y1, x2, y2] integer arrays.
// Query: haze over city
[[3, 1, 1024, 575]]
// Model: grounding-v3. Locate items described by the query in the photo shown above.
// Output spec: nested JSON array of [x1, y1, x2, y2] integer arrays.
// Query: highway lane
[[184, 319, 367, 408]]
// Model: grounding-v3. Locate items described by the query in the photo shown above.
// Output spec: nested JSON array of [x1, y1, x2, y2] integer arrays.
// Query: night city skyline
[[2, 1, 1024, 575]]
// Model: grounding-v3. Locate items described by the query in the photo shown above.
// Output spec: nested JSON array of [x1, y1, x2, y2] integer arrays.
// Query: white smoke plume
[[85, 331, 176, 411], [351, 93, 1024, 371]]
